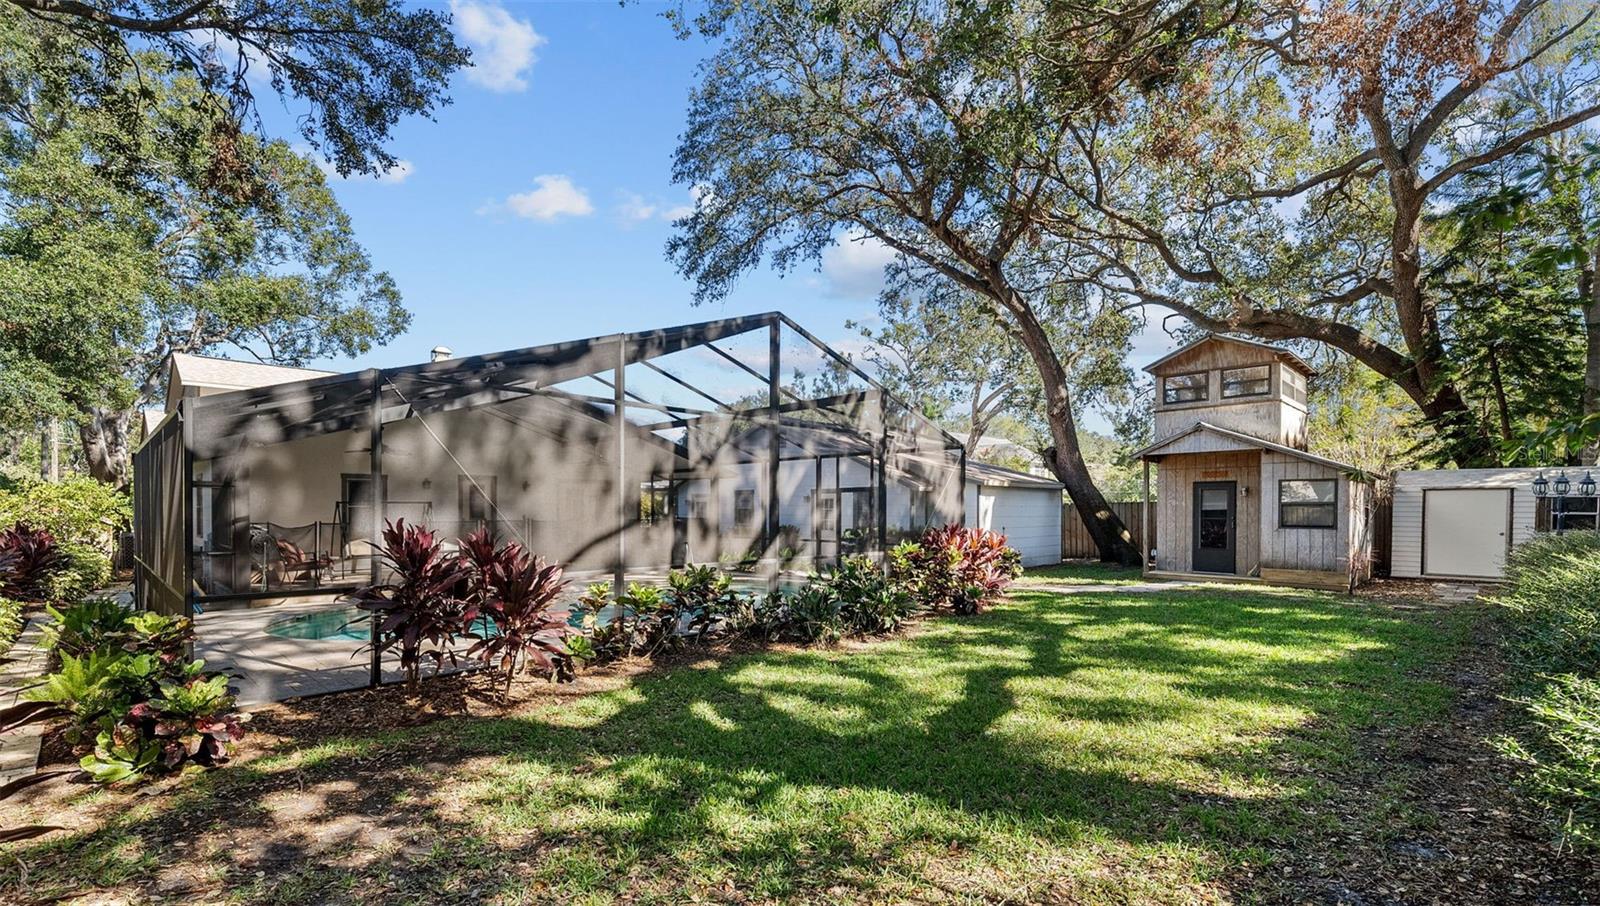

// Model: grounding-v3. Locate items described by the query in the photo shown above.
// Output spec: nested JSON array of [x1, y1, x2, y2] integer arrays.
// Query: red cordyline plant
[[349, 519, 471, 690], [460, 529, 574, 698], [0, 523, 67, 602], [912, 525, 1021, 615]]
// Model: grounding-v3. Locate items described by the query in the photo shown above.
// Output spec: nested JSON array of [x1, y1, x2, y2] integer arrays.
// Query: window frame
[[458, 475, 497, 524], [1220, 364, 1272, 399], [733, 488, 757, 528], [1162, 370, 1209, 405], [1278, 478, 1338, 530]]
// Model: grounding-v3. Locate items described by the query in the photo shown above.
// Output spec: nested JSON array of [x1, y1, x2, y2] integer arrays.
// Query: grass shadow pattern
[[1, 584, 1469, 904]]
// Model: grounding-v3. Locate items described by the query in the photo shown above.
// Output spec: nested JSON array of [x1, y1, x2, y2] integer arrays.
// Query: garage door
[[1423, 489, 1511, 578]]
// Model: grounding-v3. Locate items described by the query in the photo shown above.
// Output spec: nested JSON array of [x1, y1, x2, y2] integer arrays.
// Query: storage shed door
[[1423, 489, 1510, 579]]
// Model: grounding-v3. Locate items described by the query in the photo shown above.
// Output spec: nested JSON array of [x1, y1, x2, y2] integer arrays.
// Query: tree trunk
[[998, 287, 1140, 564], [1581, 240, 1600, 465], [77, 407, 132, 490]]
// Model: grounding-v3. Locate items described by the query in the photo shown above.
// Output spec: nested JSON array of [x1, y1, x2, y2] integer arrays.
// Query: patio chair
[[274, 538, 331, 587]]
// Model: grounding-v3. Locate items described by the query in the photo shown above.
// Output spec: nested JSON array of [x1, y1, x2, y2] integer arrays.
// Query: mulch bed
[[1229, 603, 1600, 904]]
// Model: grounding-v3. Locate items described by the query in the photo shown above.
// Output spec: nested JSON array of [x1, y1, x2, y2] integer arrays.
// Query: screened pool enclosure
[[133, 313, 966, 701]]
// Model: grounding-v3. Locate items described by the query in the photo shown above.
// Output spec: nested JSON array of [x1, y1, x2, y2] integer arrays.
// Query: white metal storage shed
[[1390, 468, 1544, 581], [963, 461, 1064, 567]]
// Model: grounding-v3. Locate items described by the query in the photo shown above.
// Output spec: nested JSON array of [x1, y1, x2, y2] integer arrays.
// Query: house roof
[[170, 353, 336, 392], [966, 459, 1064, 490], [1131, 421, 1377, 477], [1142, 334, 1317, 378], [153, 311, 966, 462]]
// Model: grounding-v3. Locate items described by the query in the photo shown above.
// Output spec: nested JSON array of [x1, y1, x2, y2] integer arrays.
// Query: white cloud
[[375, 160, 415, 184], [296, 144, 414, 185], [614, 188, 703, 227], [820, 229, 898, 298], [451, 0, 545, 92], [484, 174, 594, 221], [616, 192, 659, 224]]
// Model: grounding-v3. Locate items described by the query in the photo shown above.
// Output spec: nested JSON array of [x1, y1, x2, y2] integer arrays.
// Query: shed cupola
[[1145, 335, 1315, 449]]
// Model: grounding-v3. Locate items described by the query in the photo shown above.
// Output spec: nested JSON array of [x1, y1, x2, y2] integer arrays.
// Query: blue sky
[[271, 1, 1174, 434]]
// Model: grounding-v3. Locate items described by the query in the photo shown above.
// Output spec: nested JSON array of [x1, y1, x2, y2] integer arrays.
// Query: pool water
[[265, 607, 501, 642]]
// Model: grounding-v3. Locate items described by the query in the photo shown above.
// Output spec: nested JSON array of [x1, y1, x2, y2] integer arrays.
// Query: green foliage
[[0, 478, 123, 601], [782, 584, 844, 645], [349, 520, 470, 689], [0, 21, 411, 482], [458, 529, 575, 692], [813, 556, 916, 635], [0, 596, 20, 656], [1490, 533, 1600, 848], [902, 526, 1020, 615], [41, 596, 133, 659]]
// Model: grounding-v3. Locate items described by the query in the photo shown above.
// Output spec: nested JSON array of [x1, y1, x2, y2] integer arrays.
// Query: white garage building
[[1390, 468, 1571, 581], [964, 461, 1064, 567]]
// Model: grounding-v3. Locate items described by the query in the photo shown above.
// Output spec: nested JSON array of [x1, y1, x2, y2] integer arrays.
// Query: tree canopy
[[0, 18, 409, 485], [0, 0, 469, 177]]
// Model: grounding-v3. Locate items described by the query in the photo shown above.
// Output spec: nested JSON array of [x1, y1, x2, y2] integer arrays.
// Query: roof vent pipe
[[430, 346, 453, 363]]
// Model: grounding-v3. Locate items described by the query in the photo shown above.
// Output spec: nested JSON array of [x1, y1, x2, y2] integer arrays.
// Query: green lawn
[[1012, 559, 1148, 586], [2, 582, 1471, 904]]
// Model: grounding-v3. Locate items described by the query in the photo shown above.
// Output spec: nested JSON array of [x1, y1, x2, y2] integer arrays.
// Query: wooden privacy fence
[[1062, 502, 1154, 559]]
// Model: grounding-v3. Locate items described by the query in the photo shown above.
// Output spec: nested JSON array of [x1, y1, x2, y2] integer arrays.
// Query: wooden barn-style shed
[[1132, 335, 1378, 590]]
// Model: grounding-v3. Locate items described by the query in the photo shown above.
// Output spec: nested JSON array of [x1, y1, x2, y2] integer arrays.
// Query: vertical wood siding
[[1259, 452, 1348, 572], [1153, 450, 1261, 574]]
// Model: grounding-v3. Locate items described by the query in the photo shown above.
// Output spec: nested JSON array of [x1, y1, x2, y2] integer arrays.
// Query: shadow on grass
[[0, 586, 1466, 904]]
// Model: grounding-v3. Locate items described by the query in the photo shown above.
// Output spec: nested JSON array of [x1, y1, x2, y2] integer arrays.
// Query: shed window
[[1280, 479, 1336, 528], [1221, 365, 1271, 398], [1281, 368, 1307, 404], [1163, 372, 1208, 404]]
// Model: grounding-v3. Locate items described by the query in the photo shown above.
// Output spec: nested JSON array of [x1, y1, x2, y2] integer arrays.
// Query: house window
[[1280, 479, 1337, 528], [459, 476, 497, 524], [1538, 496, 1599, 532], [1163, 372, 1208, 404], [640, 480, 671, 526], [689, 495, 709, 521], [733, 489, 756, 528], [1221, 365, 1271, 398]]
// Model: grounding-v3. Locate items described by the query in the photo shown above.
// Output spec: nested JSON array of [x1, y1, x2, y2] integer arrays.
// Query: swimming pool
[[265, 607, 502, 642]]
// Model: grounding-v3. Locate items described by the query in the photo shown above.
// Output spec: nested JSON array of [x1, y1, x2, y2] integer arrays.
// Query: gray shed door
[[1423, 488, 1510, 579]]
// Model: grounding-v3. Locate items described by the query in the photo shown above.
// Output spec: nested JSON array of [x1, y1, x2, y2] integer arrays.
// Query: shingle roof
[[170, 353, 336, 391], [966, 459, 1064, 490], [1142, 334, 1317, 377], [1131, 421, 1377, 477]]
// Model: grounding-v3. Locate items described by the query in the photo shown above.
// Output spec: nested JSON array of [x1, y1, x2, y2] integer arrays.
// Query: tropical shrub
[[0, 476, 130, 553], [0, 596, 21, 657], [906, 525, 1019, 615], [784, 583, 844, 644], [619, 582, 679, 657], [570, 582, 631, 665], [665, 564, 738, 640], [349, 519, 471, 689], [0, 524, 67, 602], [818, 555, 915, 635], [41, 596, 134, 659], [0, 477, 127, 604], [460, 531, 575, 694], [1490, 533, 1600, 848]]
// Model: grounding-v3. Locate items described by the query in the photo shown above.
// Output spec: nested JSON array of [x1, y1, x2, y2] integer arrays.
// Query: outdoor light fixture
[[1583, 471, 1597, 498], [1533, 471, 1549, 497], [1555, 470, 1571, 497]]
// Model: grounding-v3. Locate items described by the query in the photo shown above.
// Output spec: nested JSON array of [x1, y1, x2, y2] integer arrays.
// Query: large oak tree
[[0, 21, 409, 486], [668, 0, 1240, 562], [1058, 0, 1600, 465]]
